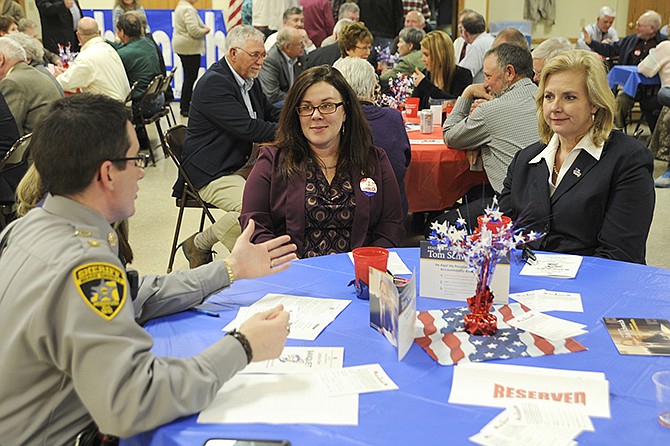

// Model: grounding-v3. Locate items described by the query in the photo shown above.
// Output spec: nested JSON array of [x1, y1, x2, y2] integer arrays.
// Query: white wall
[[465, 0, 630, 44]]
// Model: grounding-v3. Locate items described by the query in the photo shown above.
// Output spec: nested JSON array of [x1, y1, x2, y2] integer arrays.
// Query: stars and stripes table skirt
[[415, 303, 586, 366]]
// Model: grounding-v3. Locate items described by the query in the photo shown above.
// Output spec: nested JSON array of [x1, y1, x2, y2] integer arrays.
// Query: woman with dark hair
[[411, 30, 472, 109], [240, 65, 404, 258]]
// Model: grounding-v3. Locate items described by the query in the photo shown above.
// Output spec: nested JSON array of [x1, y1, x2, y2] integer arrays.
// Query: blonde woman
[[500, 50, 654, 264], [172, 0, 210, 117], [411, 30, 472, 109]]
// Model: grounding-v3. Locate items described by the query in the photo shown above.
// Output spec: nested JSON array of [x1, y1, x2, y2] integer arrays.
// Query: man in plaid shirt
[[402, 0, 430, 21]]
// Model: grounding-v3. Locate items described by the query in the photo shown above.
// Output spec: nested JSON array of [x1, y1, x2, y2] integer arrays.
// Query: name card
[[419, 241, 509, 303]]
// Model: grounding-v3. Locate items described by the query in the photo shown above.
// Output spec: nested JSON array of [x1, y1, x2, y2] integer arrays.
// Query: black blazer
[[499, 131, 655, 264], [412, 65, 473, 110], [588, 32, 667, 65], [36, 0, 82, 53], [177, 58, 280, 193], [304, 43, 341, 69]]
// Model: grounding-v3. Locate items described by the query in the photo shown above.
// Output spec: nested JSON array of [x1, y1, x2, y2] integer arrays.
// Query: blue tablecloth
[[122, 249, 670, 446], [607, 65, 660, 97]]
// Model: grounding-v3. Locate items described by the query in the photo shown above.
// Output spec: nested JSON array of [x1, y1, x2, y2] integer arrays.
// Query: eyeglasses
[[355, 45, 372, 51], [636, 22, 653, 28], [235, 47, 267, 61], [109, 153, 150, 168], [296, 102, 344, 117]]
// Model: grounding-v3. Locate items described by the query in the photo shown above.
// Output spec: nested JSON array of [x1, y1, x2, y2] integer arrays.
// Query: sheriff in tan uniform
[[0, 94, 295, 445]]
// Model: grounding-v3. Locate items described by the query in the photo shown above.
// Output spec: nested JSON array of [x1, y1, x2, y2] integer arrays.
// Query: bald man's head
[[77, 17, 100, 44]]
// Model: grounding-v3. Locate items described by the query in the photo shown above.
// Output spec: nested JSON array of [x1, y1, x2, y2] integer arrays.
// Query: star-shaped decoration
[[486, 343, 498, 349], [472, 339, 483, 346]]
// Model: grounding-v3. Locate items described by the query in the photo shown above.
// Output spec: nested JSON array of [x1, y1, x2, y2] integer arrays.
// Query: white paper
[[519, 254, 583, 278], [318, 364, 398, 396], [198, 374, 358, 425], [449, 362, 610, 418], [223, 294, 350, 341], [419, 242, 509, 304], [240, 347, 344, 374], [507, 400, 594, 431], [408, 139, 443, 144], [507, 310, 587, 340], [510, 289, 584, 312], [347, 251, 411, 276], [471, 410, 580, 446], [387, 251, 412, 275]]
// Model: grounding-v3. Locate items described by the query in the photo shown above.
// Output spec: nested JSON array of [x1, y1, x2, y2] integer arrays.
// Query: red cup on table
[[477, 215, 512, 234], [352, 247, 390, 296], [404, 97, 420, 118]]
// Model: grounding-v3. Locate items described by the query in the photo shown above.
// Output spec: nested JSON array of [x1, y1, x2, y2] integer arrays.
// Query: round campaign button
[[360, 178, 377, 196]]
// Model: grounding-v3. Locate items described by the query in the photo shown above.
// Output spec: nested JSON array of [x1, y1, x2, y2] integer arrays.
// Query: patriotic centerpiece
[[375, 44, 400, 69], [378, 74, 414, 109], [57, 43, 76, 69], [427, 199, 541, 335]]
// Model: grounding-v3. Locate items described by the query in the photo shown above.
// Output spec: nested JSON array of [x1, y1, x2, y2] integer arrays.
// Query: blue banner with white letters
[[84, 9, 228, 100]]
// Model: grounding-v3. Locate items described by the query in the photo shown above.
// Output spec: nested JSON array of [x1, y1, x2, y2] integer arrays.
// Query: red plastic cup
[[352, 247, 390, 287], [404, 97, 420, 118]]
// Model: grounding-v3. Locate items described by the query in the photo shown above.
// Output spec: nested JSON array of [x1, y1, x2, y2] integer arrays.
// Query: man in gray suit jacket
[[258, 26, 305, 106], [0, 36, 63, 136]]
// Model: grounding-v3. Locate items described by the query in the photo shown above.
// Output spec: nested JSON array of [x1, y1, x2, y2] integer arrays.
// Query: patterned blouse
[[302, 158, 357, 258]]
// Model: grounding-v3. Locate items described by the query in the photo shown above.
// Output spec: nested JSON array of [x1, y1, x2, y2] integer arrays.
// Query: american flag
[[224, 0, 243, 32], [415, 303, 586, 366]]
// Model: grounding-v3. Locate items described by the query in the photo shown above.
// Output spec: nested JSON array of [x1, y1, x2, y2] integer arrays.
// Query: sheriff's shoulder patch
[[73, 263, 127, 320]]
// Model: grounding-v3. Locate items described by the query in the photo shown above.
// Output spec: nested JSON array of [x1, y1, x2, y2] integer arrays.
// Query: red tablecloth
[[405, 121, 488, 213]]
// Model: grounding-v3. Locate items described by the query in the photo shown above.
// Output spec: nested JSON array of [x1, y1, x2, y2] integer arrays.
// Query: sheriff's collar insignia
[[73, 263, 126, 320]]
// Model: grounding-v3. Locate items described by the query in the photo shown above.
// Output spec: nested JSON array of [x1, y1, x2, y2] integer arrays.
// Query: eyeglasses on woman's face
[[295, 102, 344, 117]]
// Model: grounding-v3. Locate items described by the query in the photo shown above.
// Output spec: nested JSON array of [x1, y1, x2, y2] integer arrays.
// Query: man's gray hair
[[339, 2, 359, 17], [333, 56, 376, 100], [334, 18, 353, 36], [5, 32, 43, 63], [0, 36, 27, 62], [283, 6, 303, 21], [406, 10, 425, 25], [224, 25, 265, 52], [599, 6, 616, 18], [531, 37, 574, 62], [276, 26, 295, 47], [641, 10, 662, 30]]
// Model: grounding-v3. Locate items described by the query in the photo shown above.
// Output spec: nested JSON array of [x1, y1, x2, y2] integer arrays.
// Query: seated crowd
[[0, 1, 666, 443]]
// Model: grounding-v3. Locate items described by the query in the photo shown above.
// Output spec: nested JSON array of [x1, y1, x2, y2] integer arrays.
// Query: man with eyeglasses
[[583, 10, 667, 132], [259, 26, 306, 105], [177, 25, 281, 268], [0, 93, 297, 445]]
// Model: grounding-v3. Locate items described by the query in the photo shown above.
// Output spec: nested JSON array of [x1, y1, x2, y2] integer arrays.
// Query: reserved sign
[[449, 362, 610, 418]]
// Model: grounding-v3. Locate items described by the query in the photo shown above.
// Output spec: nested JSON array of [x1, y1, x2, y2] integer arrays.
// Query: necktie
[[459, 42, 468, 62]]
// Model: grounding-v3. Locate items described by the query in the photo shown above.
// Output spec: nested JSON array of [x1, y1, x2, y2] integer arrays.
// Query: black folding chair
[[0, 133, 31, 229], [163, 124, 216, 272]]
